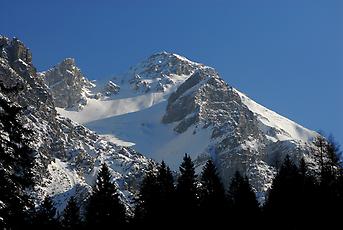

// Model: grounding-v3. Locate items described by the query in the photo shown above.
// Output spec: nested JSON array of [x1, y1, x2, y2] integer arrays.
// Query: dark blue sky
[[2, 0, 342, 145]]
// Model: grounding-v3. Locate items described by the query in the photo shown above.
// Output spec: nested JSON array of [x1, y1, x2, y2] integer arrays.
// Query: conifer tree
[[86, 163, 127, 227], [62, 196, 81, 229], [134, 164, 159, 226], [264, 156, 302, 229], [0, 96, 34, 228], [228, 171, 260, 228], [297, 158, 318, 230], [157, 161, 175, 202], [316, 136, 342, 228], [176, 154, 199, 224], [325, 135, 342, 169], [134, 161, 176, 226], [35, 196, 58, 228], [199, 160, 227, 225], [155, 161, 175, 225], [314, 135, 341, 178]]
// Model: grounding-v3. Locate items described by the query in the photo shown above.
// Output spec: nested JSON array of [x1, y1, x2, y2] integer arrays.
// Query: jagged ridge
[[52, 51, 319, 199], [0, 36, 153, 213]]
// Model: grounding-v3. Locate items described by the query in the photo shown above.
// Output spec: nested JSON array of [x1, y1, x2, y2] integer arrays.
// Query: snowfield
[[55, 52, 318, 172], [236, 90, 318, 143], [7, 36, 322, 216]]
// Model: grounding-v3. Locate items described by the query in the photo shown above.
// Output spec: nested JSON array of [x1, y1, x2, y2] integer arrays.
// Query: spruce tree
[[228, 171, 260, 228], [325, 135, 342, 169], [157, 161, 175, 202], [133, 164, 159, 226], [176, 154, 199, 225], [35, 196, 58, 228], [134, 161, 176, 226], [156, 161, 175, 225], [297, 158, 318, 230], [264, 156, 302, 229], [0, 96, 34, 228], [62, 196, 81, 229], [85, 163, 127, 227], [316, 136, 342, 228], [199, 160, 226, 225]]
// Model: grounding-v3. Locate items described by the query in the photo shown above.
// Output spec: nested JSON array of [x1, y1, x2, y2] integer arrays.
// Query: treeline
[[29, 157, 261, 229], [1, 97, 342, 229], [32, 139, 343, 230]]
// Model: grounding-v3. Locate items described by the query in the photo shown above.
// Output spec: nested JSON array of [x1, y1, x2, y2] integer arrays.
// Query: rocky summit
[[0, 36, 152, 212], [41, 58, 95, 110], [0, 36, 320, 210], [51, 49, 319, 201]]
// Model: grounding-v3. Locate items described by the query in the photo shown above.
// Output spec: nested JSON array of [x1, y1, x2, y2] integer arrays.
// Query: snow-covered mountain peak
[[1, 36, 153, 212], [113, 51, 205, 94], [47, 50, 320, 197], [128, 51, 203, 77], [58, 57, 76, 70], [0, 36, 33, 66], [41, 58, 95, 110]]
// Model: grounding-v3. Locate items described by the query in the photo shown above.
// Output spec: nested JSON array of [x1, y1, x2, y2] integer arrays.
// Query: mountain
[[40, 58, 95, 110], [46, 51, 319, 200], [0, 36, 152, 213]]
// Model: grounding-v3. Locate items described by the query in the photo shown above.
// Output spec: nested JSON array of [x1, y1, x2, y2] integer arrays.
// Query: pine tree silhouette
[[228, 171, 260, 229], [62, 196, 81, 229], [176, 154, 199, 225], [264, 156, 302, 229], [156, 161, 175, 225], [85, 163, 127, 227], [133, 164, 159, 226], [199, 160, 227, 225], [297, 158, 318, 230], [34, 196, 58, 228], [316, 136, 342, 228]]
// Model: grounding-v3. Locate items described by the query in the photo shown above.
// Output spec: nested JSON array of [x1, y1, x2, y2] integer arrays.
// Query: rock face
[[0, 36, 59, 163], [0, 36, 152, 212], [161, 66, 272, 190], [41, 58, 94, 110], [1, 35, 320, 207], [102, 80, 120, 96], [52, 51, 319, 201], [126, 52, 203, 93], [161, 60, 317, 194]]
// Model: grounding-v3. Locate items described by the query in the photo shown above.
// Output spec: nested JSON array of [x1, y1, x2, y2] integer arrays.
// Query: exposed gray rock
[[124, 52, 204, 93], [161, 58, 318, 194], [102, 80, 120, 96], [162, 67, 217, 125], [6, 37, 320, 204], [41, 58, 94, 110], [0, 36, 153, 212]]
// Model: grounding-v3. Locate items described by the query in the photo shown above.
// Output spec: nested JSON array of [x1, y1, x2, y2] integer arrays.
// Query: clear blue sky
[[2, 0, 342, 146]]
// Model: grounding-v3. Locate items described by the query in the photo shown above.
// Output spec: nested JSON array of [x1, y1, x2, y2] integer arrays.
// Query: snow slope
[[83, 100, 213, 169], [0, 36, 154, 213], [236, 90, 318, 143], [57, 75, 213, 169], [49, 51, 321, 196], [57, 92, 167, 124], [56, 52, 318, 172]]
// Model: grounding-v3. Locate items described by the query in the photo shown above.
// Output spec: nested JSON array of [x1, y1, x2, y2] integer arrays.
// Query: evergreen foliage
[[62, 196, 81, 229], [34, 196, 58, 229], [228, 171, 260, 228], [85, 163, 127, 227], [134, 161, 176, 226], [0, 96, 34, 229], [133, 164, 159, 226], [155, 161, 176, 225], [199, 160, 226, 225], [175, 154, 199, 225]]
